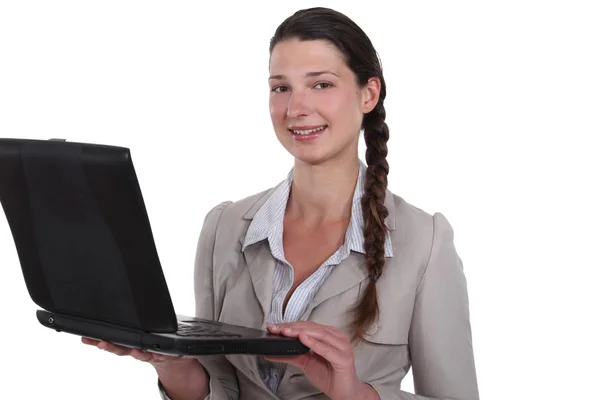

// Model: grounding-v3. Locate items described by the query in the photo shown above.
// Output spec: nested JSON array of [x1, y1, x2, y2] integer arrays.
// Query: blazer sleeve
[[372, 212, 479, 400], [158, 380, 210, 400], [194, 201, 239, 400], [157, 202, 236, 400]]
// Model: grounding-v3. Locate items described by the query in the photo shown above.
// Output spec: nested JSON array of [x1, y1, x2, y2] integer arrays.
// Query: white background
[[1, 1, 599, 399]]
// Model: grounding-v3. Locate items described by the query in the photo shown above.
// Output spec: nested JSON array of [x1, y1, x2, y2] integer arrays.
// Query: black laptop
[[0, 138, 308, 356]]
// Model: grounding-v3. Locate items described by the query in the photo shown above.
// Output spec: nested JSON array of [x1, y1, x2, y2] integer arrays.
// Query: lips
[[289, 125, 327, 141], [289, 125, 328, 135]]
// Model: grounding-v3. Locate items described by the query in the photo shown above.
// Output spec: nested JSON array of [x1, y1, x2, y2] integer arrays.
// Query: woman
[[83, 7, 479, 400]]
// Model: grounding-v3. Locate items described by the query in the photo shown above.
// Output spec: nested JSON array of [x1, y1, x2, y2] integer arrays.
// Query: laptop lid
[[0, 138, 177, 332]]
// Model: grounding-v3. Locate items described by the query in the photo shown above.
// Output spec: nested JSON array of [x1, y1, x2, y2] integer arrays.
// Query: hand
[[81, 337, 209, 399], [81, 337, 191, 370], [264, 322, 379, 400]]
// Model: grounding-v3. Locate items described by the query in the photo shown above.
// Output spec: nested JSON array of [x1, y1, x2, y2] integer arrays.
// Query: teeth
[[292, 126, 326, 135]]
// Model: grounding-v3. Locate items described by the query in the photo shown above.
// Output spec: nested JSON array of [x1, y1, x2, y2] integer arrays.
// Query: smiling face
[[268, 38, 379, 166]]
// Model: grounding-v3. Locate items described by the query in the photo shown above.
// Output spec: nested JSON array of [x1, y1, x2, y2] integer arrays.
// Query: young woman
[[84, 7, 479, 400]]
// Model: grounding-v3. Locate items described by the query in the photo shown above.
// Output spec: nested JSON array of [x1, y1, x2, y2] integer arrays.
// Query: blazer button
[[289, 373, 305, 383], [365, 322, 379, 336]]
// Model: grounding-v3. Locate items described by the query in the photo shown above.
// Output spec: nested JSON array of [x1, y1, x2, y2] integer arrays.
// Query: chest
[[281, 219, 349, 297]]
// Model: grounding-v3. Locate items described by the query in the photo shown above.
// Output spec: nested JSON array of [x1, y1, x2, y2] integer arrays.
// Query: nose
[[286, 90, 310, 119]]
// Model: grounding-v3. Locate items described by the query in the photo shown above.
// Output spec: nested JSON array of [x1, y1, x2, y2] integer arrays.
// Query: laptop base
[[36, 310, 309, 356]]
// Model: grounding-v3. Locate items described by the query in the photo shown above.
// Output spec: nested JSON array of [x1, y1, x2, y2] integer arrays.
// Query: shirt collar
[[242, 161, 393, 258]]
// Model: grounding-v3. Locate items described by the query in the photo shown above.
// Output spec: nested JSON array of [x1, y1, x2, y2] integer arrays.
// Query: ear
[[361, 77, 381, 114]]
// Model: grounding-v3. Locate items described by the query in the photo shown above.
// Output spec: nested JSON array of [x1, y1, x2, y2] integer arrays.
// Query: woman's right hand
[[82, 337, 210, 399]]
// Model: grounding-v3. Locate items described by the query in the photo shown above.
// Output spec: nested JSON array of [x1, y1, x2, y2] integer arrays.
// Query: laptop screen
[[0, 139, 177, 332]]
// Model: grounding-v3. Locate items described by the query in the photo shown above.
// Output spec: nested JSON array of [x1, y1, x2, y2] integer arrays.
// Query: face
[[268, 38, 380, 166]]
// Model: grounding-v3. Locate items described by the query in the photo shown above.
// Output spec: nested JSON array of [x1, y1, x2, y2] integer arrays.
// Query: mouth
[[288, 125, 328, 136]]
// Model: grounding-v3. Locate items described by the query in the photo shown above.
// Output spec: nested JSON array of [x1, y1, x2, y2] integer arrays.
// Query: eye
[[271, 85, 289, 93], [314, 82, 332, 89]]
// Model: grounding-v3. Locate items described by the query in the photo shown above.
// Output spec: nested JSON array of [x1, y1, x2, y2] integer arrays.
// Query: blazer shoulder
[[217, 187, 274, 221], [387, 192, 459, 282], [390, 192, 435, 236], [391, 192, 456, 239], [204, 186, 277, 239], [387, 192, 458, 264]]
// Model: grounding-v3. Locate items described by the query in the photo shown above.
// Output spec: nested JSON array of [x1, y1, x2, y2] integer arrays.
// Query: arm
[[158, 371, 210, 400], [159, 201, 239, 400], [193, 201, 240, 400], [371, 212, 480, 400]]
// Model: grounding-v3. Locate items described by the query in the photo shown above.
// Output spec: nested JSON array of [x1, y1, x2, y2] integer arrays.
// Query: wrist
[[356, 382, 380, 400], [156, 359, 209, 400], [337, 381, 379, 400]]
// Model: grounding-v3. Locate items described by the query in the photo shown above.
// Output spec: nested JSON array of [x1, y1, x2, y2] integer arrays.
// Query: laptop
[[0, 138, 309, 356]]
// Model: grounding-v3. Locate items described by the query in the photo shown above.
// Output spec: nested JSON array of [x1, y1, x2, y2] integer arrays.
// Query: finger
[[152, 354, 170, 362], [269, 326, 352, 366], [150, 352, 174, 362], [267, 321, 317, 331], [267, 322, 313, 333], [268, 322, 350, 342], [266, 324, 283, 334], [81, 337, 100, 346], [306, 326, 353, 353], [267, 322, 318, 336], [275, 326, 351, 354], [97, 341, 132, 356], [130, 349, 154, 362], [320, 325, 351, 341], [298, 332, 350, 368]]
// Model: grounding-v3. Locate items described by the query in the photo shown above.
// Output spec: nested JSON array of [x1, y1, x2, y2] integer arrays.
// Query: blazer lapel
[[235, 184, 281, 327], [239, 236, 276, 328], [228, 237, 277, 390], [301, 251, 368, 318]]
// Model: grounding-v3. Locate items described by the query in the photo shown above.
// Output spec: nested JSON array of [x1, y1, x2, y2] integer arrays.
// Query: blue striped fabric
[[242, 161, 393, 393]]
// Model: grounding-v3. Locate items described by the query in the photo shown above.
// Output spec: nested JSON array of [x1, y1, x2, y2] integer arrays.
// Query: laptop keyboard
[[176, 324, 241, 337]]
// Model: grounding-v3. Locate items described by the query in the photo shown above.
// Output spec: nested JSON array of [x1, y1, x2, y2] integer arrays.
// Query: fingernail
[[283, 328, 292, 334]]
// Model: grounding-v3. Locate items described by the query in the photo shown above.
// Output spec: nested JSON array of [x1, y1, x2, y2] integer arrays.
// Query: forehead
[[269, 38, 348, 75]]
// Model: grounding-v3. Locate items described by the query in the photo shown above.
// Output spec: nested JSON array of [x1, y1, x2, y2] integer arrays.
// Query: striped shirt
[[242, 161, 393, 393]]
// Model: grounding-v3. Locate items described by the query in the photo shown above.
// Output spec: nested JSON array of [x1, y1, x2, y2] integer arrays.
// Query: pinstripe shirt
[[242, 161, 393, 393]]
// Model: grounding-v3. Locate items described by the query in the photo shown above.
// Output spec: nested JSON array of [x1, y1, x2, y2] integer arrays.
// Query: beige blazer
[[192, 187, 479, 400]]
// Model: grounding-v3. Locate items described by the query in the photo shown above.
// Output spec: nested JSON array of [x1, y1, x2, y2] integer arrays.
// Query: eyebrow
[[268, 71, 340, 80]]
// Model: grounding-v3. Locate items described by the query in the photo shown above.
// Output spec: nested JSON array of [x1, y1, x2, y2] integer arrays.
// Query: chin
[[277, 131, 357, 167], [290, 153, 326, 166], [290, 148, 345, 167], [294, 156, 327, 166]]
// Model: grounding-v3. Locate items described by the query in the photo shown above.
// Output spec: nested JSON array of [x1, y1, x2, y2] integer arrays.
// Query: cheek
[[269, 96, 288, 121], [322, 91, 362, 125]]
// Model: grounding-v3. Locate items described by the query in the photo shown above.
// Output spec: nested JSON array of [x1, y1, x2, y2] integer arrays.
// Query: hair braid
[[351, 102, 390, 341]]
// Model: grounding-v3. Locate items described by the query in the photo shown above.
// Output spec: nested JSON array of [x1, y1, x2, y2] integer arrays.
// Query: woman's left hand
[[264, 321, 379, 400]]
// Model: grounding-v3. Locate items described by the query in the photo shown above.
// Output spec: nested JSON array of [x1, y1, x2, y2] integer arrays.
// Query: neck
[[286, 157, 360, 226]]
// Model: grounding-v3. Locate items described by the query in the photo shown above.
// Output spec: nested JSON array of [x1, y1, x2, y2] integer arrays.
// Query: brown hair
[[270, 7, 390, 341]]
